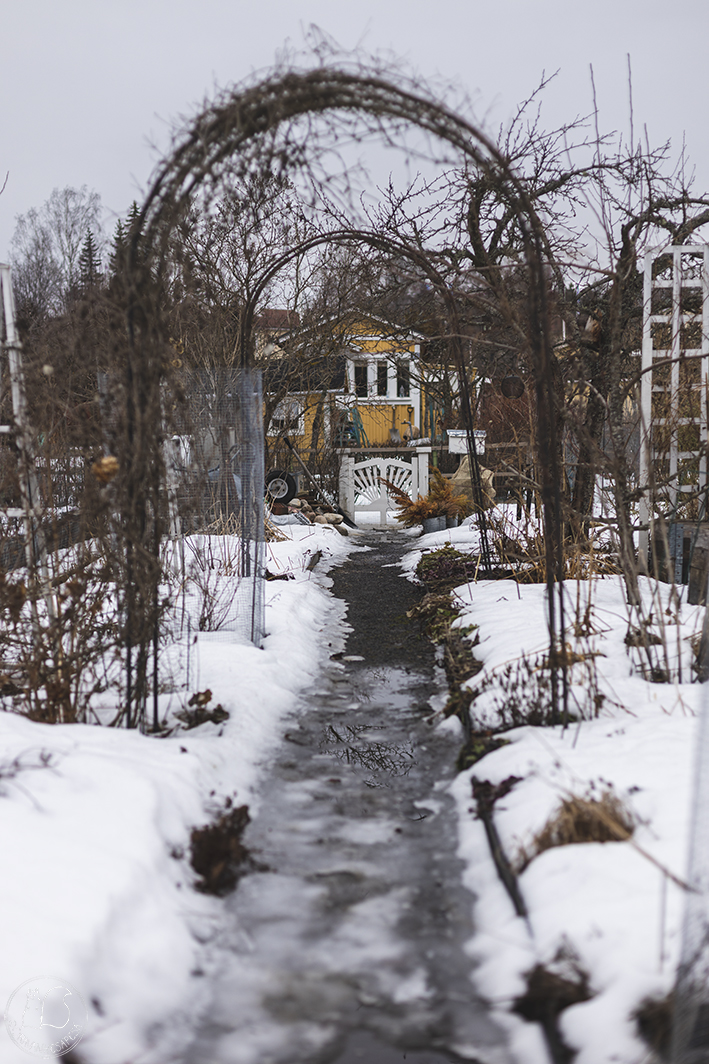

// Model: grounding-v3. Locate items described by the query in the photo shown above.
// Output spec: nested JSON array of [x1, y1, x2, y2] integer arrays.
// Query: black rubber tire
[[265, 469, 297, 504]]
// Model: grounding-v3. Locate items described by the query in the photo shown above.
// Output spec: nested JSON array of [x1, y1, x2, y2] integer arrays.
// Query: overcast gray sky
[[1, 0, 707, 259]]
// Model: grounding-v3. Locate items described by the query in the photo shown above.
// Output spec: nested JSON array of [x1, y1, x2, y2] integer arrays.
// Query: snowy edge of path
[[0, 524, 356, 1064], [402, 523, 704, 1064]]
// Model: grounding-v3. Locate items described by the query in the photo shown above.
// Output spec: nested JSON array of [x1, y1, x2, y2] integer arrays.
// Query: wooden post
[[689, 529, 709, 605], [416, 446, 431, 499], [339, 454, 355, 519]]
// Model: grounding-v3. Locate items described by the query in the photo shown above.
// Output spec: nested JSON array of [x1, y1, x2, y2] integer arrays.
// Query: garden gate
[[339, 447, 430, 527]]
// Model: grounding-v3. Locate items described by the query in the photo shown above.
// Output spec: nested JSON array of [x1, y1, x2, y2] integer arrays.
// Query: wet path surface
[[185, 530, 508, 1064]]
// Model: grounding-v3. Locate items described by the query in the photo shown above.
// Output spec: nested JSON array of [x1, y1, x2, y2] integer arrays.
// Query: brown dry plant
[[516, 788, 634, 873]]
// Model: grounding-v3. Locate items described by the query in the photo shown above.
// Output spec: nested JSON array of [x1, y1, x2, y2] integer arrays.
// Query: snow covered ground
[[0, 524, 354, 1063], [402, 518, 705, 1063], [1, 504, 702, 1064]]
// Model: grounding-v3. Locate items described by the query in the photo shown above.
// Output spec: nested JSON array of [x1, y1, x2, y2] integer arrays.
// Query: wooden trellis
[[638, 245, 709, 563], [0, 264, 56, 625]]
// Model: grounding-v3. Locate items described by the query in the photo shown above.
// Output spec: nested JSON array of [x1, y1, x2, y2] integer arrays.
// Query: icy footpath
[[403, 530, 704, 1064], [0, 524, 353, 1064]]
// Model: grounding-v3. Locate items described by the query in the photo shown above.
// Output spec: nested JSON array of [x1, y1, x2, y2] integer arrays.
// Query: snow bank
[[0, 524, 354, 1063], [405, 536, 704, 1063]]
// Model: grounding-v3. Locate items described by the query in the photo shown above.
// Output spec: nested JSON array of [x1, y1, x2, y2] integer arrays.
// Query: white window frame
[[269, 398, 305, 436], [345, 348, 422, 430]]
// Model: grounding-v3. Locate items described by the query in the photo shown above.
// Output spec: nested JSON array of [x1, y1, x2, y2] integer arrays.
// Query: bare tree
[[10, 185, 103, 322]]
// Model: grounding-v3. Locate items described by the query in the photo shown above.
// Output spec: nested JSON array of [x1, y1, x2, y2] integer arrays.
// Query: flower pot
[[446, 516, 460, 528], [435, 516, 447, 531], [422, 517, 439, 535]]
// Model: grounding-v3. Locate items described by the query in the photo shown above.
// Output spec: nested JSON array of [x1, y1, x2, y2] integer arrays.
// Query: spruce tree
[[109, 218, 127, 279], [109, 203, 142, 285], [126, 201, 141, 231], [78, 228, 102, 289]]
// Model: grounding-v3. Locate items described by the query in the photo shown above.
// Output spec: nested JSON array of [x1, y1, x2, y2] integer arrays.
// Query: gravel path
[[183, 529, 508, 1064]]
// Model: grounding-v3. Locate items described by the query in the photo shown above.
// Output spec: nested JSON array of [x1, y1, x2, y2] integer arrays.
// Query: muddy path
[[184, 529, 508, 1064]]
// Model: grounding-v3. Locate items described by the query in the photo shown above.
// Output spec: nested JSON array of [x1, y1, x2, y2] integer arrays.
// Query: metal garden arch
[[123, 65, 567, 721]]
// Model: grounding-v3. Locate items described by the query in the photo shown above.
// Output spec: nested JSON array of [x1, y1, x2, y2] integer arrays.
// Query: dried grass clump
[[264, 515, 289, 541], [416, 546, 478, 588], [489, 511, 621, 586], [175, 689, 230, 730], [517, 789, 634, 872], [406, 590, 462, 643], [190, 803, 259, 895], [565, 541, 621, 580], [632, 993, 673, 1062], [470, 654, 556, 730]]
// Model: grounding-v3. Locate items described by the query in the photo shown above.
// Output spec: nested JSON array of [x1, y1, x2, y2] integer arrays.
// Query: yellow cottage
[[262, 314, 425, 453], [340, 317, 424, 446]]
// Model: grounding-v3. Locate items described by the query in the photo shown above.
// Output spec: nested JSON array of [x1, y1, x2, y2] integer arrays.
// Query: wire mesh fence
[[0, 261, 266, 729], [166, 366, 265, 648]]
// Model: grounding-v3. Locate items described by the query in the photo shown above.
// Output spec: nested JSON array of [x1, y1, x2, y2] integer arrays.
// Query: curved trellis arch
[[123, 65, 567, 722]]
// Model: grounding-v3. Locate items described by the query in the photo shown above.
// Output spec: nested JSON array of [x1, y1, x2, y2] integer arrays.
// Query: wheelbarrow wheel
[[265, 469, 297, 504]]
